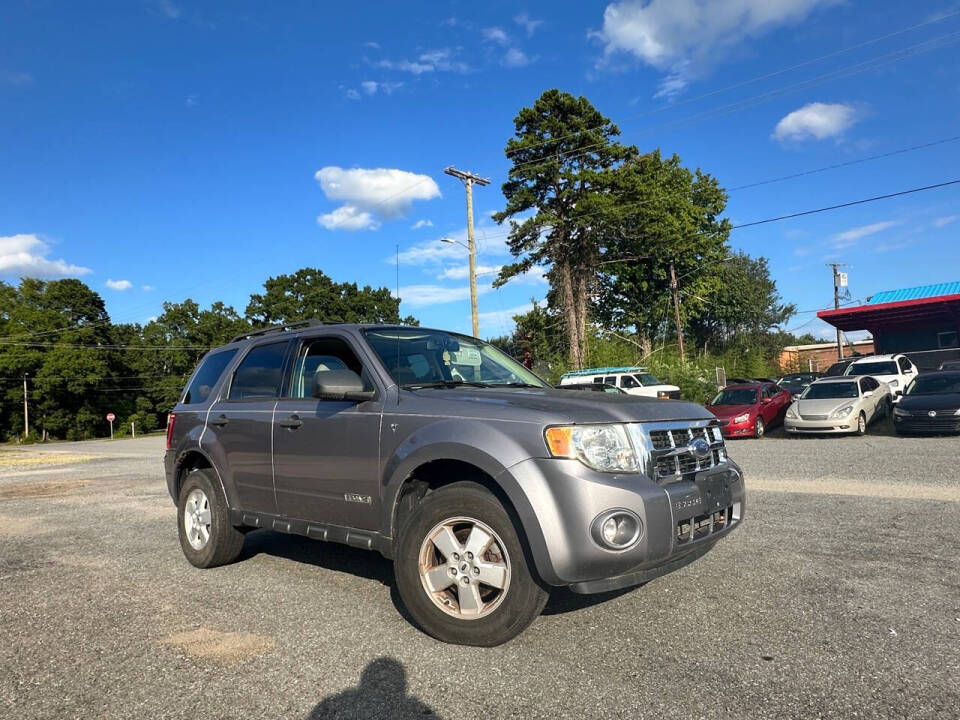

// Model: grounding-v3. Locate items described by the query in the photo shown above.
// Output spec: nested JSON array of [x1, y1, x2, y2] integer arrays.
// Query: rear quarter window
[[183, 349, 238, 405]]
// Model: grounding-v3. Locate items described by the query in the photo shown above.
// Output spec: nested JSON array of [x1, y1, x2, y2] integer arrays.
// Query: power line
[[728, 135, 960, 191], [730, 179, 960, 229], [504, 10, 960, 159]]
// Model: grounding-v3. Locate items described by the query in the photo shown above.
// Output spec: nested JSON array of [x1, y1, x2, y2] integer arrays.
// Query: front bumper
[[502, 457, 745, 589], [894, 414, 960, 434], [718, 418, 754, 438], [784, 417, 856, 434]]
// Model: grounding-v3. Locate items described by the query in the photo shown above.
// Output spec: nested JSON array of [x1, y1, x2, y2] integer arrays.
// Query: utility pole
[[444, 166, 490, 337], [22, 374, 29, 439], [669, 261, 685, 362], [828, 263, 849, 360]]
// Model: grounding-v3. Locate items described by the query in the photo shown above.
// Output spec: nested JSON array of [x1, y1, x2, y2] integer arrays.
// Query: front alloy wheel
[[754, 416, 765, 438], [418, 517, 511, 619]]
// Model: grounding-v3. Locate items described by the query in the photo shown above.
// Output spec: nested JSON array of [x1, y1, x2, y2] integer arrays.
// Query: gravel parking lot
[[2, 426, 959, 719]]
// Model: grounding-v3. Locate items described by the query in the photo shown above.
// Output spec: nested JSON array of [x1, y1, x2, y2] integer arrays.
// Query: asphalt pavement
[[1, 426, 958, 719]]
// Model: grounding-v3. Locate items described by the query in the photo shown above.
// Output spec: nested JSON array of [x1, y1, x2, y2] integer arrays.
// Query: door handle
[[278, 414, 303, 430], [210, 414, 229, 428]]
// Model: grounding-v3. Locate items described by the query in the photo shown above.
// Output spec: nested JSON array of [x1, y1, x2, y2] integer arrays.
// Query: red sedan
[[706, 382, 792, 438]]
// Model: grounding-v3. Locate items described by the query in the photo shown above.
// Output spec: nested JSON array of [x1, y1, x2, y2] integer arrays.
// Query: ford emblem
[[928, 410, 937, 417], [690, 437, 711, 459]]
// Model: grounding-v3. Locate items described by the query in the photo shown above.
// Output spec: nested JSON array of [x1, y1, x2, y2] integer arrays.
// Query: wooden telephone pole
[[827, 263, 849, 360], [22, 373, 29, 439], [444, 166, 490, 337], [669, 261, 685, 361]]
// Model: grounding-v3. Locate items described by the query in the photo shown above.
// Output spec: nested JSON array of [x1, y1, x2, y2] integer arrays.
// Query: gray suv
[[164, 322, 745, 646]]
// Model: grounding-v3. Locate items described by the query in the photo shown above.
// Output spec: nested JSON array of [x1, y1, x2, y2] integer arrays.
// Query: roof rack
[[560, 365, 648, 378], [230, 319, 325, 344]]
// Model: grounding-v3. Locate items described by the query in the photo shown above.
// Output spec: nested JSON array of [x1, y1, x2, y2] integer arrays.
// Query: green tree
[[685, 252, 796, 353], [595, 150, 731, 353], [246, 268, 416, 326], [494, 89, 634, 369]]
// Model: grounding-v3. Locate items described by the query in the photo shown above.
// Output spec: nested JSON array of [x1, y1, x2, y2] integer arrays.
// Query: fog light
[[592, 510, 642, 550]]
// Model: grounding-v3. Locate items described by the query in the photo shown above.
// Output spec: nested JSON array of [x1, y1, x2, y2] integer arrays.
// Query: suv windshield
[[905, 374, 960, 395], [711, 388, 758, 405], [364, 328, 548, 389], [635, 373, 661, 386], [846, 361, 897, 376], [801, 382, 859, 399]]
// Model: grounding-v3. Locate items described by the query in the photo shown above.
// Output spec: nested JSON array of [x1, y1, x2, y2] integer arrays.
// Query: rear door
[[272, 333, 383, 530], [207, 340, 292, 514]]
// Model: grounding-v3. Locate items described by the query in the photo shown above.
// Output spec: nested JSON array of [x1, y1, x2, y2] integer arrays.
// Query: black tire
[[394, 481, 549, 647], [177, 468, 244, 569], [855, 411, 867, 436], [754, 416, 765, 438]]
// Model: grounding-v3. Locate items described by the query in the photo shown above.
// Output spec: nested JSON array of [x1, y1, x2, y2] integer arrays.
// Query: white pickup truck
[[559, 366, 681, 399]]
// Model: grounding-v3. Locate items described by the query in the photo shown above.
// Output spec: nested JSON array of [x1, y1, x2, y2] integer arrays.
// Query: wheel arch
[[174, 448, 231, 507]]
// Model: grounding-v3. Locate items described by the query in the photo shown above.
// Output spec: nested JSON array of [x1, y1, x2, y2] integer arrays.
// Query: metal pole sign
[[106, 412, 115, 439]]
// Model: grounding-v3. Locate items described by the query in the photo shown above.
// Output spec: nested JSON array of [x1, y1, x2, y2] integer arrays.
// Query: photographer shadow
[[307, 657, 439, 719]]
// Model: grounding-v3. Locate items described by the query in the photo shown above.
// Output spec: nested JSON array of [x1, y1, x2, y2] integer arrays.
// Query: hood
[[796, 398, 854, 416], [898, 392, 960, 412], [706, 403, 755, 419], [399, 386, 713, 425]]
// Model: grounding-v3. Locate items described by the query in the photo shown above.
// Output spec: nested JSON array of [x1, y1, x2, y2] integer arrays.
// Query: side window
[[620, 375, 640, 389], [898, 357, 911, 372], [859, 378, 869, 394], [762, 385, 775, 399], [591, 377, 604, 384], [228, 341, 289, 400], [183, 349, 238, 405], [288, 336, 366, 399], [604, 376, 617, 385]]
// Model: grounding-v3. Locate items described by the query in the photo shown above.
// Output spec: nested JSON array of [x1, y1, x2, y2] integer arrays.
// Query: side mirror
[[760, 398, 772, 404], [312, 369, 374, 402], [863, 390, 874, 397]]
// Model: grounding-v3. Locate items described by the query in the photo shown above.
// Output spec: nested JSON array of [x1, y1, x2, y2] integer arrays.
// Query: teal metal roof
[[560, 365, 647, 378], [867, 281, 960, 305]]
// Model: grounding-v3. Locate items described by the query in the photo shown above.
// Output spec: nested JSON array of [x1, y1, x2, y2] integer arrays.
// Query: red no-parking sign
[[106, 412, 116, 423]]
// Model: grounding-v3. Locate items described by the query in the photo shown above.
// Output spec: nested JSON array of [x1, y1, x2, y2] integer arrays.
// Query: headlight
[[893, 407, 909, 417], [733, 413, 750, 424], [786, 404, 798, 419], [830, 405, 854, 419], [545, 424, 638, 473], [657, 390, 671, 399], [888, 379, 898, 388]]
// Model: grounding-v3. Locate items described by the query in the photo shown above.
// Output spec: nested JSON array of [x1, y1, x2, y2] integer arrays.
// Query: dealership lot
[[2, 431, 958, 719]]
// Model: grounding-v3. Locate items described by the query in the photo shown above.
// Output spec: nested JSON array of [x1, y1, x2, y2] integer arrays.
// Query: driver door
[[271, 333, 383, 530]]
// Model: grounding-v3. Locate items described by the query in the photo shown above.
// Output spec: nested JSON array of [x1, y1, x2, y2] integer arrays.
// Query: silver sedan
[[785, 376, 892, 435]]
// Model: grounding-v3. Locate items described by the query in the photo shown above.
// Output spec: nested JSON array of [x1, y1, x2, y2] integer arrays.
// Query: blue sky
[[2, 0, 959, 341]]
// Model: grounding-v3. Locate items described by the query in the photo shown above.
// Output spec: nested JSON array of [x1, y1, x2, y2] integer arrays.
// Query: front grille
[[640, 422, 726, 483], [801, 414, 828, 421]]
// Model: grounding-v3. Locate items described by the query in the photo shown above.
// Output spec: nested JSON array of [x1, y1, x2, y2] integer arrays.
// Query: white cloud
[[483, 27, 509, 45], [0, 234, 91, 279], [395, 283, 493, 308], [142, 285, 156, 291], [373, 48, 470, 75], [411, 219, 433, 229], [105, 279, 133, 291], [514, 14, 544, 36], [361, 81, 378, 95], [773, 102, 859, 142], [438, 264, 503, 281], [185, 94, 198, 107], [933, 215, 958, 228], [155, 0, 180, 19], [315, 167, 441, 232], [345, 88, 361, 101], [830, 220, 898, 249], [596, 0, 836, 96], [394, 221, 509, 265], [478, 302, 536, 336], [0, 70, 33, 86], [502, 48, 531, 68], [363, 41, 380, 49], [358, 80, 403, 97]]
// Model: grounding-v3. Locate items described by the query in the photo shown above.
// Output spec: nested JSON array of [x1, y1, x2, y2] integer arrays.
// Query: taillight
[[165, 413, 176, 450]]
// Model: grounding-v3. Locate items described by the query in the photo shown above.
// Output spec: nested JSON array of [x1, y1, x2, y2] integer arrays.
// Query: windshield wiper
[[487, 382, 543, 388], [400, 380, 491, 390]]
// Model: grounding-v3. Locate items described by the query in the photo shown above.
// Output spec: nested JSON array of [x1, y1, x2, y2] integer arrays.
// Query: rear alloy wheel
[[754, 416, 765, 438], [856, 411, 867, 435], [395, 481, 549, 646]]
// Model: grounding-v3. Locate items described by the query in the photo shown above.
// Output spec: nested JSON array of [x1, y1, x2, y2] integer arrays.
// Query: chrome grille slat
[[630, 420, 728, 484]]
